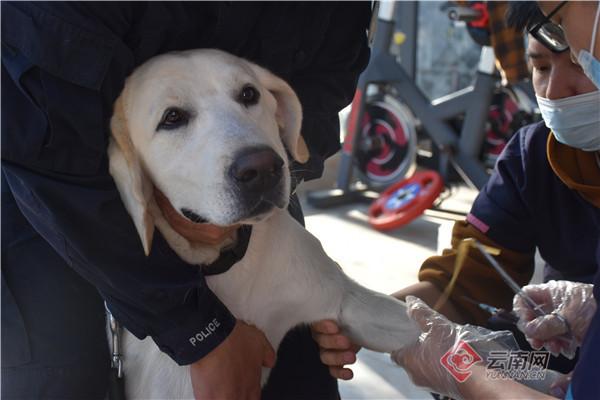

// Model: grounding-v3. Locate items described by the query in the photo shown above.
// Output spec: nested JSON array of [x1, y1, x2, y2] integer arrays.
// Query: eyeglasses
[[528, 1, 569, 53]]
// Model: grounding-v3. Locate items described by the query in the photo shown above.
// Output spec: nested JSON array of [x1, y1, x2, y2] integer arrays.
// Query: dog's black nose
[[230, 147, 284, 193]]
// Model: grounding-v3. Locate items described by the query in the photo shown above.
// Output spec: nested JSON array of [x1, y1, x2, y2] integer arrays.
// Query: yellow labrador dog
[[108, 49, 419, 398]]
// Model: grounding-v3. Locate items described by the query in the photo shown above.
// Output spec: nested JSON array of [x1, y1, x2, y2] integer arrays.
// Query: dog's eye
[[157, 108, 189, 130], [238, 85, 260, 107]]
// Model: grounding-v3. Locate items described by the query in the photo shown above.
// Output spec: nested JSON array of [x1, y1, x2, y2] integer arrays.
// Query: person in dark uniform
[[1, 2, 371, 399]]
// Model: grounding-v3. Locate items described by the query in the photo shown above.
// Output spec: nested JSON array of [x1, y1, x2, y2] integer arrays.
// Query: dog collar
[[154, 188, 240, 245], [153, 188, 252, 275], [202, 225, 252, 276]]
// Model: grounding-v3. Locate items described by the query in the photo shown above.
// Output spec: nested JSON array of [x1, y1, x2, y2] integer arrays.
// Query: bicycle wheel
[[351, 94, 417, 191]]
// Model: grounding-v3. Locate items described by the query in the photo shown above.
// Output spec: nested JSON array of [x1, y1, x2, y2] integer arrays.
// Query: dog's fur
[[108, 49, 420, 399]]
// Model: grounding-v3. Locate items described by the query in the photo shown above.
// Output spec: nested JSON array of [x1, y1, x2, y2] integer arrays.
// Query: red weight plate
[[368, 170, 443, 231]]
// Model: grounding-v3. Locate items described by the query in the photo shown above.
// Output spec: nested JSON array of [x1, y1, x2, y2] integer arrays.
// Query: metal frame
[[307, 1, 498, 208]]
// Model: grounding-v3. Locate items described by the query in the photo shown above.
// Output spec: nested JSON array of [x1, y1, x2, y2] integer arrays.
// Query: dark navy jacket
[[469, 121, 600, 284], [1, 2, 371, 365], [470, 122, 600, 397], [570, 244, 600, 399]]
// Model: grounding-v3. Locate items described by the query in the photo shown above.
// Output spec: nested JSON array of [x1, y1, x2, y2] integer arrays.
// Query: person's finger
[[329, 366, 354, 380], [549, 372, 571, 398], [545, 339, 561, 357], [262, 341, 276, 368], [349, 343, 362, 354], [313, 332, 353, 350], [524, 314, 569, 341], [390, 349, 404, 366], [521, 284, 554, 305], [311, 320, 340, 335], [319, 349, 357, 367], [546, 337, 577, 360], [405, 296, 438, 331], [390, 344, 417, 367], [513, 296, 538, 322], [526, 337, 544, 350]]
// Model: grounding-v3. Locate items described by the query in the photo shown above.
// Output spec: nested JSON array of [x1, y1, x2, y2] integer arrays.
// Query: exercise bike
[[307, 1, 538, 219]]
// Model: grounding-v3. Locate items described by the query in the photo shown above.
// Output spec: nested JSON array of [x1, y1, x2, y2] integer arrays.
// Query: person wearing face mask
[[312, 2, 599, 398], [533, 1, 600, 159], [512, 2, 600, 398]]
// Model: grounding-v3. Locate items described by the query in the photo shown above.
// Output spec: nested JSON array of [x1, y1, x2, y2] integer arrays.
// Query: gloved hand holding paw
[[391, 296, 517, 399]]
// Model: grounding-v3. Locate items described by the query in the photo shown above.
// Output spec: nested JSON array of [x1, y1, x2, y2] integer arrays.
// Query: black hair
[[505, 1, 546, 31]]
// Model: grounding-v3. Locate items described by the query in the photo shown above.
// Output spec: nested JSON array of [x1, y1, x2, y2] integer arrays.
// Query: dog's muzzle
[[229, 146, 286, 215]]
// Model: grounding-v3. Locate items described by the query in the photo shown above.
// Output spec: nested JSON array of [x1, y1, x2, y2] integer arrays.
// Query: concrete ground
[[302, 195, 448, 400], [297, 154, 543, 400]]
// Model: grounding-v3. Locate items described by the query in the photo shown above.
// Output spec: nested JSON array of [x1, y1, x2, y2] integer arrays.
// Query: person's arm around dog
[[191, 321, 275, 400], [1, 4, 270, 399]]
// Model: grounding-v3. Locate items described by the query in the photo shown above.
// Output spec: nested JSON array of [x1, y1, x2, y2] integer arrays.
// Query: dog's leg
[[337, 279, 420, 353], [232, 211, 421, 354], [273, 214, 421, 353]]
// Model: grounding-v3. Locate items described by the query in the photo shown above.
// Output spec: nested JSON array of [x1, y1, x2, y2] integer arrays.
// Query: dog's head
[[109, 49, 308, 254]]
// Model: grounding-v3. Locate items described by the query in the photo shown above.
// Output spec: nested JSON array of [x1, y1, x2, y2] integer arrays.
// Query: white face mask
[[536, 91, 600, 151], [577, 2, 600, 89]]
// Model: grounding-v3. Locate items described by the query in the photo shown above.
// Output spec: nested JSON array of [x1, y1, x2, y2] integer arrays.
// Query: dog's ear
[[250, 64, 309, 163], [108, 94, 155, 256]]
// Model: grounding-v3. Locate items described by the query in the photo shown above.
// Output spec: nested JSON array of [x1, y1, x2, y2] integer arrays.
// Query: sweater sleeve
[[419, 220, 535, 326]]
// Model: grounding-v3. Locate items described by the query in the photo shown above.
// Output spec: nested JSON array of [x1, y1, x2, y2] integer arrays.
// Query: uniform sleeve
[[1, 2, 235, 366], [468, 128, 539, 253], [290, 3, 372, 180]]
